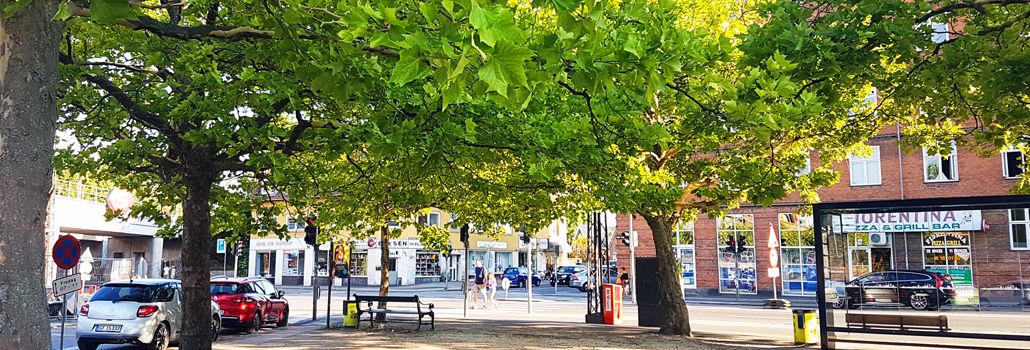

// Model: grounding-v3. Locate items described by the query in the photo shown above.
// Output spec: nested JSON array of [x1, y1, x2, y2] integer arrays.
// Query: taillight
[[80, 304, 89, 316], [137, 305, 159, 318], [232, 297, 244, 303], [572, 276, 579, 281]]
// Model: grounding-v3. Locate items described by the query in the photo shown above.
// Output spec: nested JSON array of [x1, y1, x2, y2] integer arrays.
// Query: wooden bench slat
[[845, 313, 948, 331]]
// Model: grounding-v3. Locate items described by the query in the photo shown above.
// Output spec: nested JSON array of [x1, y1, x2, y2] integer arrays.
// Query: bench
[[845, 313, 949, 332], [354, 294, 434, 330]]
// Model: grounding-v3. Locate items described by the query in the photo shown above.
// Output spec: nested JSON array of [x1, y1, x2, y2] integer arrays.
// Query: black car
[[843, 270, 956, 311], [551, 265, 586, 286]]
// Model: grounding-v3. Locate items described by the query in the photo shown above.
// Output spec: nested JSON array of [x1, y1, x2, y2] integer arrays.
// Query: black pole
[[347, 241, 352, 301], [463, 241, 469, 318], [327, 239, 333, 329], [814, 211, 829, 350]]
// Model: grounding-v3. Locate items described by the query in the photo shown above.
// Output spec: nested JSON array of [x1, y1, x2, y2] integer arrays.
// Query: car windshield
[[210, 283, 247, 295], [559, 266, 577, 274], [91, 284, 161, 303], [505, 268, 519, 274]]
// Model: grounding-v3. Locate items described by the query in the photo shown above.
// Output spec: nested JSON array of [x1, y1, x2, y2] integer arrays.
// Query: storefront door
[[848, 246, 892, 279]]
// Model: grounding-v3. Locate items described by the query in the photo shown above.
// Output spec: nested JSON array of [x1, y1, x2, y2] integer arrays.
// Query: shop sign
[[361, 238, 424, 250], [252, 238, 307, 250], [841, 210, 982, 233], [923, 232, 969, 246], [477, 241, 507, 249], [518, 238, 549, 249], [927, 267, 973, 286]]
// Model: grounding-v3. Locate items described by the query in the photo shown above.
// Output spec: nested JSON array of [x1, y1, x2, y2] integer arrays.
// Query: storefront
[[248, 237, 315, 286], [778, 213, 818, 296], [358, 238, 442, 286]]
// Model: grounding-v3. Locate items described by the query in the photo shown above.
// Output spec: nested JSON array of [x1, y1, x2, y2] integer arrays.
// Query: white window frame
[[1002, 146, 1025, 179], [849, 146, 882, 186], [797, 156, 812, 176], [418, 212, 442, 227], [387, 220, 401, 229], [1011, 208, 1030, 250], [287, 218, 305, 231], [930, 20, 950, 44], [674, 222, 696, 289], [922, 142, 959, 183]]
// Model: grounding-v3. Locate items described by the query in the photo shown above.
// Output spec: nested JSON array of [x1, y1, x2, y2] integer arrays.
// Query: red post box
[[602, 283, 623, 325]]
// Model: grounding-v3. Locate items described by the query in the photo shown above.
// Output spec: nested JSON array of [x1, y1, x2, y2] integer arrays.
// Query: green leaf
[[468, 2, 522, 47], [90, 0, 138, 24], [390, 51, 430, 86], [477, 41, 533, 97], [551, 0, 583, 12], [53, 1, 71, 20]]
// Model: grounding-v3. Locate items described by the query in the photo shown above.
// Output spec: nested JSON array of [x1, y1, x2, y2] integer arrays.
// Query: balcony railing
[[53, 178, 110, 203]]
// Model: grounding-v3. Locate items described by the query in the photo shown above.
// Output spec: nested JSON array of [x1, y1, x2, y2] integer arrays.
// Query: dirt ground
[[215, 319, 810, 350]]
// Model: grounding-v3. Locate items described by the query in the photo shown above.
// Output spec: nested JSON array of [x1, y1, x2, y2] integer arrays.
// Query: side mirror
[[277, 290, 285, 299]]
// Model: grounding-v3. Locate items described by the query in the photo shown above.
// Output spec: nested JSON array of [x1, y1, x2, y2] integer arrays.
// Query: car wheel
[[910, 294, 930, 311], [276, 307, 289, 327], [533, 279, 541, 287], [212, 315, 221, 342], [519, 280, 526, 288], [76, 340, 99, 350], [248, 310, 262, 333], [832, 296, 847, 309], [147, 323, 170, 350]]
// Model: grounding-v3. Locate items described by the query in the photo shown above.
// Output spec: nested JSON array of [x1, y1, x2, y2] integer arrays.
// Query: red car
[[210, 277, 289, 332]]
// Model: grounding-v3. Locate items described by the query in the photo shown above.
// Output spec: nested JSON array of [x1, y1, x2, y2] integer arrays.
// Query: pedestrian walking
[[619, 267, 631, 296], [486, 271, 498, 309], [470, 260, 487, 309]]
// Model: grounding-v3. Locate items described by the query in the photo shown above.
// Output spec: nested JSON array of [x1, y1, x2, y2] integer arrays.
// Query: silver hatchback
[[76, 279, 221, 350]]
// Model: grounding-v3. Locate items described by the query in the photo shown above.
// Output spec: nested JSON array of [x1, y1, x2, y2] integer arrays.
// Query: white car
[[76, 279, 222, 350]]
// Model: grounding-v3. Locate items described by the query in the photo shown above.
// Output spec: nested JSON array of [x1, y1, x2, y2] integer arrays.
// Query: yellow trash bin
[[792, 309, 818, 344], [343, 301, 359, 328]]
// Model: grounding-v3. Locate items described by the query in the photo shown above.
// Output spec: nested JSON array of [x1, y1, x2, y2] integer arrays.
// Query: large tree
[[0, 0, 62, 347]]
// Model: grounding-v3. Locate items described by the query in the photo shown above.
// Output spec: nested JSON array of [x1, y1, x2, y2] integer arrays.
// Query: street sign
[[367, 238, 376, 248], [53, 274, 82, 297], [216, 239, 226, 253], [52, 235, 81, 270]]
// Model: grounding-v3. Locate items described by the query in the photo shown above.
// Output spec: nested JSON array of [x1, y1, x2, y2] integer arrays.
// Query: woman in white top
[[485, 271, 498, 309]]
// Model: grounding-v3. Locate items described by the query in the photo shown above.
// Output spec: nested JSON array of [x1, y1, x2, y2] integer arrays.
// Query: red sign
[[367, 238, 376, 248], [53, 235, 81, 270]]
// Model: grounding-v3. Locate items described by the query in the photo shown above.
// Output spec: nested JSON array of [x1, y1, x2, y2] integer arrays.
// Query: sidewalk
[[215, 316, 809, 350]]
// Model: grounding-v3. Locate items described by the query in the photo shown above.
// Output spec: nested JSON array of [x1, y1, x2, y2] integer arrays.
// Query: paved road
[[53, 283, 1030, 349]]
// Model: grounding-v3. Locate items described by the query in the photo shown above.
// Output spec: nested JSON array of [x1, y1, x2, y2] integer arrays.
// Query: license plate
[[94, 324, 122, 332], [876, 298, 892, 303]]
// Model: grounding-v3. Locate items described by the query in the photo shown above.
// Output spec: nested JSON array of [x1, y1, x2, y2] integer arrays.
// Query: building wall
[[617, 132, 1027, 296]]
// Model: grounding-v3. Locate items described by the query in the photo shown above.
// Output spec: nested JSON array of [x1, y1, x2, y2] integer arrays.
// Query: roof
[[211, 276, 266, 283]]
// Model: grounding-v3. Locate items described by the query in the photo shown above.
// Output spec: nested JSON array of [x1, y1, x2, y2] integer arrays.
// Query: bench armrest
[[417, 300, 434, 310]]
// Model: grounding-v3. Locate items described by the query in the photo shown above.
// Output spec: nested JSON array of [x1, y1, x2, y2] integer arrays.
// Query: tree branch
[[915, 0, 1029, 24]]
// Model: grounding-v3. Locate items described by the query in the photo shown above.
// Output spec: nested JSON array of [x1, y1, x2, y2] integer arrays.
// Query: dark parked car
[[843, 270, 955, 311], [503, 267, 541, 288], [551, 265, 586, 286], [210, 277, 289, 332]]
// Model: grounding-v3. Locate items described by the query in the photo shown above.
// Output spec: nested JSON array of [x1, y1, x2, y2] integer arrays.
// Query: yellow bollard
[[343, 301, 359, 327], [792, 309, 818, 344]]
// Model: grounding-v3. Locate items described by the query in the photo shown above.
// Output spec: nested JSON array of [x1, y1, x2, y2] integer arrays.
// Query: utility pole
[[233, 242, 240, 277], [527, 237, 533, 314], [629, 214, 636, 304], [326, 239, 333, 329], [461, 224, 470, 318], [734, 231, 740, 302]]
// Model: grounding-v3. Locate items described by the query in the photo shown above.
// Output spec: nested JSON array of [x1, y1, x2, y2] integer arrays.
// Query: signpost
[[52, 235, 81, 350], [217, 239, 227, 276]]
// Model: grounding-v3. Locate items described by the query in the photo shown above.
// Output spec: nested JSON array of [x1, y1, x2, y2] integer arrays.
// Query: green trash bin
[[343, 301, 359, 328]]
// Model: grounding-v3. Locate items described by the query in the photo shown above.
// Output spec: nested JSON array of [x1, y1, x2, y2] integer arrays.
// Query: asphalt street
[[52, 283, 1030, 349]]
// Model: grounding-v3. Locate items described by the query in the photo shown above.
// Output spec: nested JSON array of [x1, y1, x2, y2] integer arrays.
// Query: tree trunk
[[641, 214, 692, 336], [376, 225, 390, 322], [178, 177, 214, 349], [0, 0, 62, 348]]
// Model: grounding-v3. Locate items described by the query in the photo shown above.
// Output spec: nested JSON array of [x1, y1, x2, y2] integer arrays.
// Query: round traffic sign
[[367, 238, 376, 248], [53, 235, 81, 270]]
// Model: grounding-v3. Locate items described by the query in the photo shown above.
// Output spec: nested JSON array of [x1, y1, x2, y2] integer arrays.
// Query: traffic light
[[520, 230, 531, 244], [303, 216, 318, 246], [725, 237, 736, 254], [619, 232, 631, 246], [736, 235, 746, 254], [460, 224, 470, 244]]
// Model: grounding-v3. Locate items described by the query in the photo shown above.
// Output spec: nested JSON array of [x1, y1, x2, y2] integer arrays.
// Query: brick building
[[614, 127, 1028, 298]]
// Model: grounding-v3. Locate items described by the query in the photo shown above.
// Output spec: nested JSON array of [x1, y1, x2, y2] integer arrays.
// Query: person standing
[[470, 260, 486, 309], [485, 271, 498, 309]]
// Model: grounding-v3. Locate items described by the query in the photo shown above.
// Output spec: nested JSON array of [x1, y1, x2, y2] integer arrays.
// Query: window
[[259, 280, 277, 297], [284, 250, 304, 276], [674, 222, 696, 289], [1011, 209, 1030, 250], [849, 146, 882, 186], [779, 214, 817, 295], [923, 142, 958, 182], [923, 232, 973, 286], [387, 220, 400, 229], [1003, 147, 1025, 179], [350, 252, 368, 275], [448, 213, 461, 230], [287, 218, 306, 231], [797, 157, 812, 176], [418, 212, 442, 227], [930, 20, 949, 44], [416, 252, 441, 276], [717, 215, 756, 294], [256, 252, 276, 277]]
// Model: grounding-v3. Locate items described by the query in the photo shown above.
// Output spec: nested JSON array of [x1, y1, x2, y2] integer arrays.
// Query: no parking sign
[[53, 235, 81, 270]]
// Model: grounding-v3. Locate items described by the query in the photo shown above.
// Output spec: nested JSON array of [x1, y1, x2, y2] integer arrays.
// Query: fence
[[52, 178, 110, 203]]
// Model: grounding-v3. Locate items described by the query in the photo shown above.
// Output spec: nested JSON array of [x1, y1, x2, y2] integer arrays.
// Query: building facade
[[615, 128, 1027, 298], [248, 210, 572, 286]]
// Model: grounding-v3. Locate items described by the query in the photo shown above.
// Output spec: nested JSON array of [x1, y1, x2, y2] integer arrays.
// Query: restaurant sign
[[840, 210, 982, 233]]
